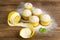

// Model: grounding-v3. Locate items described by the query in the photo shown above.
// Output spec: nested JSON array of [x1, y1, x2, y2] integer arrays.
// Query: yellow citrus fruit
[[8, 11, 21, 24], [20, 28, 34, 38]]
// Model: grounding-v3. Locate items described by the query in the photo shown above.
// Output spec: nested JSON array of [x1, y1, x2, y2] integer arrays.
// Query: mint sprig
[[39, 27, 46, 32]]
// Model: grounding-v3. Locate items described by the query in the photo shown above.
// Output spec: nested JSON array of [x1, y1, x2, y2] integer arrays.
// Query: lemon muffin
[[8, 11, 21, 24], [24, 3, 33, 10], [22, 9, 32, 20], [29, 16, 39, 27], [32, 8, 42, 17], [20, 28, 34, 38], [40, 14, 51, 26]]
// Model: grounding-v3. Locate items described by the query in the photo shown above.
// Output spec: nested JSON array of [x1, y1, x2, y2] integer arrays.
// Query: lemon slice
[[20, 28, 34, 38]]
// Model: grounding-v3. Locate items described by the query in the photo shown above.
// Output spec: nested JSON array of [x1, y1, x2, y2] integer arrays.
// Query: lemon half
[[8, 11, 21, 24], [20, 28, 34, 38]]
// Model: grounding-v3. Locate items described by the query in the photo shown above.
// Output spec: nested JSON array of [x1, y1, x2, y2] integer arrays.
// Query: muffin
[[22, 9, 32, 20], [32, 8, 42, 17], [24, 3, 33, 10], [19, 28, 34, 38], [29, 16, 39, 27], [8, 11, 21, 24], [40, 14, 51, 26]]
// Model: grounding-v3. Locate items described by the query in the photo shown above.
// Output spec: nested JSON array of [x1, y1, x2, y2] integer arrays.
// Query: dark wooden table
[[0, 0, 60, 40]]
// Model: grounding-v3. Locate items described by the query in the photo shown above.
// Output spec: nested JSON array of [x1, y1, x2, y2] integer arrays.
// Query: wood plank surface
[[0, 0, 60, 40]]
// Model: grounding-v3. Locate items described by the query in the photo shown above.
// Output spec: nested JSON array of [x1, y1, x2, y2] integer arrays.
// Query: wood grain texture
[[0, 0, 60, 40]]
